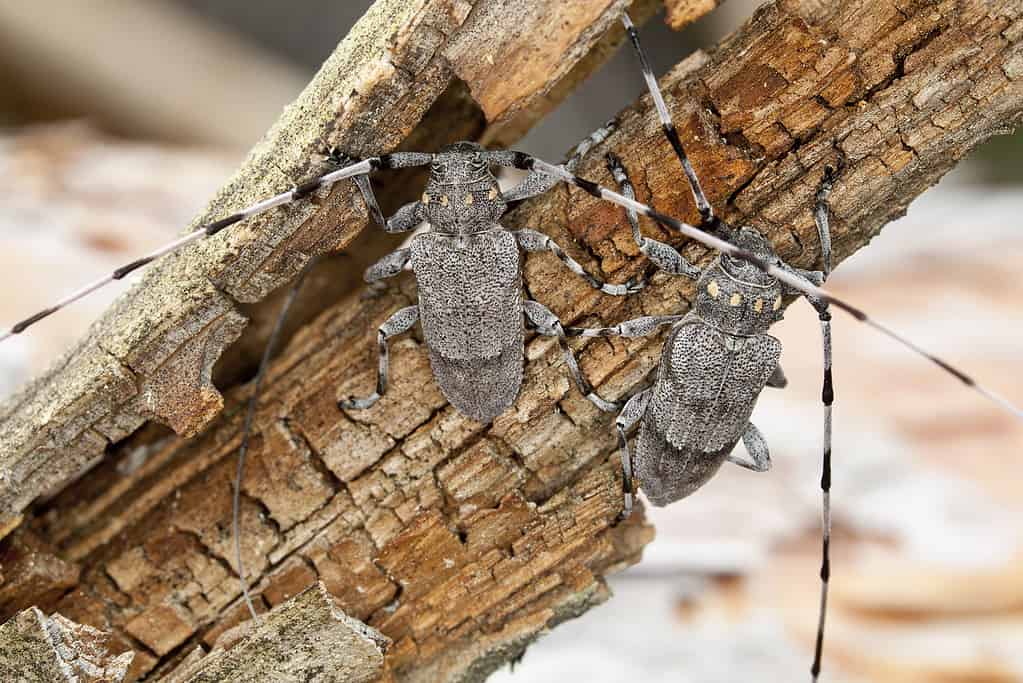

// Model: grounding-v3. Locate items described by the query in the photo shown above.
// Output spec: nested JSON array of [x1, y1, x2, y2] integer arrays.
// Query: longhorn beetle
[[565, 153, 836, 680], [3, 10, 1021, 682], [548, 13, 1022, 682], [335, 138, 646, 423]]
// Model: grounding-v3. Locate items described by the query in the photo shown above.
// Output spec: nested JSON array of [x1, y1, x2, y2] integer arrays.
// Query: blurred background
[[1, 2, 1021, 681]]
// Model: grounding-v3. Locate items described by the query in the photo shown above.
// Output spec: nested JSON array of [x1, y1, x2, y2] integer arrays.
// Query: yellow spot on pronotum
[[729, 292, 742, 307], [464, 193, 474, 205], [422, 193, 431, 204], [773, 295, 782, 311], [440, 195, 449, 207], [754, 298, 764, 313], [707, 280, 720, 298], [488, 187, 498, 200]]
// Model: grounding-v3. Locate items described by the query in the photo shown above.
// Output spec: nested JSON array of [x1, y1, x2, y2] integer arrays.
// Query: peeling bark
[[2, 0, 1023, 680]]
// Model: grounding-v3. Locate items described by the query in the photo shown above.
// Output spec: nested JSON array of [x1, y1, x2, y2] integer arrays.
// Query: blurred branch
[[0, 1, 306, 148], [663, 0, 726, 29]]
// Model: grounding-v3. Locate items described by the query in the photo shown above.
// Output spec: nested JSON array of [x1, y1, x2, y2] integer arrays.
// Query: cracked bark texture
[[0, 0, 664, 536], [2, 0, 1023, 680]]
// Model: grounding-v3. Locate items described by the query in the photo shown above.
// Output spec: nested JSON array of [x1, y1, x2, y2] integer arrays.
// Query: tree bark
[[2, 0, 1023, 681], [0, 0, 662, 533]]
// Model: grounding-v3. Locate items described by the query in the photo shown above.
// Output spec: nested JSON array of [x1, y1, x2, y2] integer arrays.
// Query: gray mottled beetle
[[572, 16, 837, 681], [558, 15, 1021, 681], [338, 139, 643, 423], [579, 159, 835, 518]]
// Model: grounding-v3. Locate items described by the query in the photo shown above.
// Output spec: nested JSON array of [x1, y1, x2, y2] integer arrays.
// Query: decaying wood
[[0, 530, 79, 620], [0, 0, 674, 533], [2, 0, 1023, 680], [0, 606, 133, 682], [663, 0, 726, 29], [161, 583, 388, 683]]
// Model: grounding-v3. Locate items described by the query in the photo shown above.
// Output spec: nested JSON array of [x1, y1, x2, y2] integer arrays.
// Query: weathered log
[[160, 583, 388, 683], [0, 0, 670, 533], [2, 0, 1023, 680], [0, 607, 133, 682]]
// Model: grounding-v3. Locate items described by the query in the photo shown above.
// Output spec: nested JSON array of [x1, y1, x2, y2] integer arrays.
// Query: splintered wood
[[1, 0, 1022, 680], [0, 0, 665, 533], [0, 607, 133, 682], [161, 583, 389, 683]]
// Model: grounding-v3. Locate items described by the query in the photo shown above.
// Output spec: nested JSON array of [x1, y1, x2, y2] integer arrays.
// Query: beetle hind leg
[[614, 388, 653, 524], [728, 422, 772, 473]]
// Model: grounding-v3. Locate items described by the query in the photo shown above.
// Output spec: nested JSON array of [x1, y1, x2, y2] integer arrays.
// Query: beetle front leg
[[489, 124, 616, 203], [379, 200, 426, 233], [363, 248, 411, 283], [605, 153, 701, 280]]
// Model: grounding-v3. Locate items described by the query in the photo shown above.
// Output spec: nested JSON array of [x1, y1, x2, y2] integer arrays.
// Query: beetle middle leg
[[338, 305, 420, 410], [514, 229, 644, 296], [522, 300, 620, 412]]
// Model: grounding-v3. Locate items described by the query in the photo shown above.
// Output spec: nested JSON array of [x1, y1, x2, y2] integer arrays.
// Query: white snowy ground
[[2, 127, 1022, 682]]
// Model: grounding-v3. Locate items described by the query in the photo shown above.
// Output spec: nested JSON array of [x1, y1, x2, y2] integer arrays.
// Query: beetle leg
[[379, 200, 426, 234], [364, 248, 411, 283], [767, 364, 788, 389], [728, 422, 772, 472], [523, 300, 621, 412], [605, 153, 701, 279], [614, 388, 652, 523], [515, 229, 645, 295], [338, 305, 420, 411]]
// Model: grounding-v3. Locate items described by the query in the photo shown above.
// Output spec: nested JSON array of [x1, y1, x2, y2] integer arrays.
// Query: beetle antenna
[[233, 254, 323, 621], [0, 152, 433, 342], [512, 152, 1022, 421]]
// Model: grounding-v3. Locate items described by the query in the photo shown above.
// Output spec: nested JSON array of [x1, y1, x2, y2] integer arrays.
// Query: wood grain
[[3, 0, 1023, 679]]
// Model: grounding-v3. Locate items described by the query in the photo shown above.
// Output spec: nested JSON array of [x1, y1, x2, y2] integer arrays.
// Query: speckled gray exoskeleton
[[550, 15, 1022, 682], [575, 15, 841, 681], [582, 157, 835, 519], [337, 139, 645, 423]]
